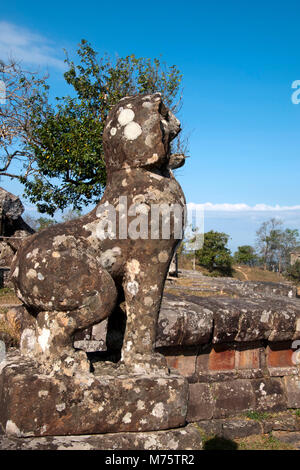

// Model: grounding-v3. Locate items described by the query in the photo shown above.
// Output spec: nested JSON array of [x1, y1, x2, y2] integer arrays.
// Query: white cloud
[[187, 202, 300, 212], [0, 21, 65, 69], [185, 202, 300, 251]]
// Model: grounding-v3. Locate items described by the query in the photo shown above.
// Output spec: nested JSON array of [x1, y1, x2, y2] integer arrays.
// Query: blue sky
[[0, 1, 300, 251]]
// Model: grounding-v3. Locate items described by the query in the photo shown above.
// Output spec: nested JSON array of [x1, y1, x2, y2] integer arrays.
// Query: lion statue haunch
[[11, 93, 186, 375]]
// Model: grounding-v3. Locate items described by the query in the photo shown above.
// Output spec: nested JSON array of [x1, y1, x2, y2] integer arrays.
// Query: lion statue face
[[103, 93, 181, 172]]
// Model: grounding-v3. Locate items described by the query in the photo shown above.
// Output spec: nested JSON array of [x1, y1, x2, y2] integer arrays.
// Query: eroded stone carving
[[11, 93, 186, 375]]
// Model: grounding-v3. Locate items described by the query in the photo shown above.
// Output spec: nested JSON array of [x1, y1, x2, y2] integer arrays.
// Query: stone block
[[268, 366, 298, 377], [262, 412, 298, 433], [156, 294, 213, 348], [0, 424, 203, 450], [194, 420, 222, 437], [212, 300, 241, 343], [251, 378, 286, 412], [221, 418, 262, 439], [212, 379, 255, 418], [0, 352, 188, 437], [186, 383, 214, 421], [284, 376, 300, 408]]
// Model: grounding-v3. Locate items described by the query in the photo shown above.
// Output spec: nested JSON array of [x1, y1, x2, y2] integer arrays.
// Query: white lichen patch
[[37, 272, 45, 281], [38, 390, 49, 398], [132, 194, 146, 205], [52, 251, 61, 258], [158, 251, 169, 263], [127, 281, 139, 296], [261, 310, 271, 323], [26, 269, 37, 279], [137, 400, 145, 410], [12, 267, 19, 277], [144, 436, 157, 450], [118, 108, 135, 126], [151, 402, 165, 418], [53, 234, 75, 248], [33, 285, 39, 296], [145, 134, 155, 147], [99, 247, 121, 269], [144, 296, 153, 307], [26, 248, 39, 260], [168, 438, 179, 450], [142, 101, 153, 109], [20, 328, 36, 353], [122, 381, 134, 390], [259, 382, 267, 396], [56, 403, 66, 412], [110, 127, 117, 136], [124, 121, 142, 140], [38, 328, 51, 352], [126, 259, 140, 279], [6, 420, 21, 437], [122, 412, 132, 424]]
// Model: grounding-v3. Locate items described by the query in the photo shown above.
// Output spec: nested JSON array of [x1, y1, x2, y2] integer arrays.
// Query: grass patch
[[237, 433, 295, 450], [193, 425, 296, 450], [0, 287, 15, 296], [293, 409, 300, 417], [0, 314, 21, 347], [164, 288, 227, 298], [0, 288, 21, 305], [244, 410, 271, 421]]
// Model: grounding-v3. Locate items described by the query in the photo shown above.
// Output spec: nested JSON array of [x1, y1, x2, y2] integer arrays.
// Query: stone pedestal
[[0, 425, 203, 450], [0, 352, 188, 437]]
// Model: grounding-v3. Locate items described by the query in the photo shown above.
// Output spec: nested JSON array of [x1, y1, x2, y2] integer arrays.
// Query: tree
[[286, 260, 300, 283], [255, 218, 283, 270], [24, 215, 56, 232], [0, 59, 49, 181], [280, 228, 300, 270], [234, 245, 258, 266], [256, 218, 300, 272], [19, 40, 183, 215], [195, 230, 233, 276]]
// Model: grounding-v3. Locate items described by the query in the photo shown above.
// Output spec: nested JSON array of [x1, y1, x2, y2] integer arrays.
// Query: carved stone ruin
[[2, 95, 299, 450], [0, 94, 201, 447], [0, 188, 34, 286]]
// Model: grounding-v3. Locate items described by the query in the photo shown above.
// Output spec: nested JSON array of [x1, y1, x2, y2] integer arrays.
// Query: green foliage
[[286, 260, 300, 282], [24, 215, 57, 232], [256, 218, 300, 272], [195, 230, 233, 276], [0, 288, 15, 297], [234, 245, 258, 266], [23, 40, 183, 215], [245, 410, 270, 421]]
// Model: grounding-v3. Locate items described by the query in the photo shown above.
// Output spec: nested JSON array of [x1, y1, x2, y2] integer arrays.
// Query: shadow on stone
[[203, 436, 238, 450]]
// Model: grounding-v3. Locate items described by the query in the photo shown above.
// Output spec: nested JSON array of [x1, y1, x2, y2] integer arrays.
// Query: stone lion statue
[[11, 93, 186, 375]]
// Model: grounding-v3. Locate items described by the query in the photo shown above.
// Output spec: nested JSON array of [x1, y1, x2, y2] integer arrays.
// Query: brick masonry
[[162, 341, 300, 422]]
